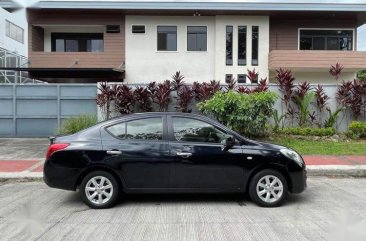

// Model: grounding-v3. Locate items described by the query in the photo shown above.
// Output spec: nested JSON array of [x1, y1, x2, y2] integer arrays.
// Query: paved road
[[0, 177, 366, 241], [0, 138, 48, 160]]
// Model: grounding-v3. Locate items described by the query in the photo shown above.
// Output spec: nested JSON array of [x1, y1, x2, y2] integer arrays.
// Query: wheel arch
[[245, 164, 293, 193], [75, 165, 125, 192]]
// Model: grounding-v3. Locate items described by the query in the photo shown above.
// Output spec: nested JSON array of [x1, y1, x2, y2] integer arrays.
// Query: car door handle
[[106, 150, 122, 155], [176, 152, 192, 158]]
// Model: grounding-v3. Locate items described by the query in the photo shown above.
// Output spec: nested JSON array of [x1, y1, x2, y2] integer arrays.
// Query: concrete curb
[[1, 165, 366, 182], [306, 165, 366, 177]]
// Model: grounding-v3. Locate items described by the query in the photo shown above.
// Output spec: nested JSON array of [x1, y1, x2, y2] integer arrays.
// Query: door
[[168, 116, 244, 190], [102, 116, 171, 189]]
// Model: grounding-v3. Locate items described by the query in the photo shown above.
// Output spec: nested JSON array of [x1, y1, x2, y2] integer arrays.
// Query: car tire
[[80, 171, 120, 209], [249, 169, 288, 207]]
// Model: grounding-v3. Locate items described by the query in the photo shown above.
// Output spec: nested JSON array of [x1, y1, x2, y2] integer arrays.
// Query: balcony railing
[[269, 50, 366, 70]]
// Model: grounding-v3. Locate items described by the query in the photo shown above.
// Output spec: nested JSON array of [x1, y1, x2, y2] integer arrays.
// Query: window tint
[[107, 118, 163, 140], [299, 29, 353, 50], [226, 26, 233, 65], [172, 117, 227, 143], [132, 25, 145, 33], [107, 122, 126, 139], [157, 26, 177, 51], [238, 26, 247, 66], [51, 33, 104, 52], [187, 26, 207, 51], [5, 20, 24, 43], [251, 26, 259, 66], [237, 74, 247, 84]]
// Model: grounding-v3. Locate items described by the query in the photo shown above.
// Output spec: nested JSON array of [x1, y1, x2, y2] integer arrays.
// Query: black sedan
[[44, 112, 306, 209]]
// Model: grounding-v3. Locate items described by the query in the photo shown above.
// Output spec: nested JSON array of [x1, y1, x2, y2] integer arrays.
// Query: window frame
[[51, 32, 104, 52], [238, 25, 247, 66], [132, 25, 146, 34], [5, 20, 24, 43], [186, 25, 208, 52], [226, 25, 233, 66], [168, 116, 229, 145], [237, 74, 247, 84], [157, 25, 178, 52], [297, 28, 355, 51], [251, 26, 259, 66], [104, 116, 167, 142]]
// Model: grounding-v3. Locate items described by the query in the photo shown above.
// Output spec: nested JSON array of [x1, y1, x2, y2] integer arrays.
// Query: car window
[[172, 117, 227, 143], [107, 117, 163, 140]]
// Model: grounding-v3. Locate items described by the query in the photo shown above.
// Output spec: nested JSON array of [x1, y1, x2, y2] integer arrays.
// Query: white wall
[[214, 16, 269, 83], [269, 70, 357, 84], [43, 25, 104, 52], [125, 15, 269, 84], [125, 16, 216, 84], [0, 7, 27, 56]]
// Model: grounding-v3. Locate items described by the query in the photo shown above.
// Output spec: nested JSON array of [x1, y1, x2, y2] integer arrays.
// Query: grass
[[257, 136, 366, 156], [59, 115, 98, 135]]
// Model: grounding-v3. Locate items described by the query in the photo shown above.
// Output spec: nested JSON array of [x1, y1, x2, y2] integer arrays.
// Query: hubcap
[[85, 176, 113, 205], [256, 175, 283, 203]]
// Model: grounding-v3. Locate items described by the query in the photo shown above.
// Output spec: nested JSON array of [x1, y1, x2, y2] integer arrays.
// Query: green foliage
[[276, 127, 335, 136], [357, 70, 366, 80], [347, 121, 366, 139], [324, 107, 344, 128], [198, 91, 278, 137], [272, 109, 285, 132], [293, 91, 315, 127], [59, 115, 98, 135]]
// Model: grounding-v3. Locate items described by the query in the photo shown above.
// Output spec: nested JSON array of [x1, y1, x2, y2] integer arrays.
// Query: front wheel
[[249, 169, 288, 207], [80, 171, 120, 209]]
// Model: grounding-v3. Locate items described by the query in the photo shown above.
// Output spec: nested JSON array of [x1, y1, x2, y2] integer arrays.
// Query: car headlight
[[280, 149, 304, 167]]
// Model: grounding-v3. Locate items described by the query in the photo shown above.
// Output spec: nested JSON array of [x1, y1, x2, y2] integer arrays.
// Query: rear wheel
[[249, 169, 288, 207], [80, 171, 119, 209]]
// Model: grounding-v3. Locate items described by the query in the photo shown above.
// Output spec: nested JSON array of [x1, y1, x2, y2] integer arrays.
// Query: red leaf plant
[[176, 85, 194, 113], [247, 68, 258, 83], [115, 84, 134, 114], [152, 80, 172, 112], [329, 63, 343, 81], [134, 86, 152, 112], [171, 71, 185, 91]]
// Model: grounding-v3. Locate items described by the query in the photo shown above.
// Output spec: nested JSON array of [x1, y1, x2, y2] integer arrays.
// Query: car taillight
[[46, 143, 69, 159]]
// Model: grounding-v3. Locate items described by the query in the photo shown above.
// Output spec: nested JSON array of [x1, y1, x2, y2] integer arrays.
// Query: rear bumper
[[43, 160, 81, 191], [289, 167, 307, 193]]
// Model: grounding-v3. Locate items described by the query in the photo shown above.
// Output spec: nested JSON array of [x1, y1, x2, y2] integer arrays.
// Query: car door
[[168, 116, 244, 191], [101, 115, 171, 190]]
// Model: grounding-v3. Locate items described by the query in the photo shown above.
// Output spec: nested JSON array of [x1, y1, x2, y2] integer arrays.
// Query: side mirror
[[222, 136, 236, 151]]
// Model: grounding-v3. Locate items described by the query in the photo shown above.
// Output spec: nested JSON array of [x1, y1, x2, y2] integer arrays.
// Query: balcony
[[269, 50, 366, 71], [29, 52, 123, 69]]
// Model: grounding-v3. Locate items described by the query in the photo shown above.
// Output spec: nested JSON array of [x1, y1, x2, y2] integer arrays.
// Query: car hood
[[249, 140, 287, 151]]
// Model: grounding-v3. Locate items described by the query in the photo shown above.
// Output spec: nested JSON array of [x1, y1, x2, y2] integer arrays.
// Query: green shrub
[[276, 127, 335, 136], [198, 91, 277, 137], [347, 121, 366, 139], [59, 115, 98, 135]]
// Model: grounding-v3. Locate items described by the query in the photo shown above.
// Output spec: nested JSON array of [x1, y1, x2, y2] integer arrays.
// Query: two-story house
[[26, 0, 366, 84]]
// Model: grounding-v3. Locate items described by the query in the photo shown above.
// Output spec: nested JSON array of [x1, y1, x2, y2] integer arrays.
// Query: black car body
[[44, 112, 306, 208]]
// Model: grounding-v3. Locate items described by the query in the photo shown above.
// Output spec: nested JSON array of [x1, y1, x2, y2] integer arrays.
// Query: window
[[51, 33, 104, 52], [5, 20, 24, 43], [237, 74, 247, 84], [132, 25, 145, 34], [172, 117, 227, 143], [299, 29, 353, 50], [252, 26, 259, 65], [238, 26, 247, 66], [187, 26, 207, 51], [107, 118, 163, 140], [225, 74, 233, 84], [226, 26, 233, 65], [157, 26, 177, 51]]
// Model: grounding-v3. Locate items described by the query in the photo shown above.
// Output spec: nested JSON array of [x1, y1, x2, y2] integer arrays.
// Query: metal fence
[[0, 84, 97, 137]]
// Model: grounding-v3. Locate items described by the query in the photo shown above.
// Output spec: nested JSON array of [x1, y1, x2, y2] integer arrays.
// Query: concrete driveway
[[0, 177, 366, 241], [0, 138, 49, 160]]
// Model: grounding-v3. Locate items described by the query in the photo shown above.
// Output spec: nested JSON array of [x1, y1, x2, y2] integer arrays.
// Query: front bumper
[[290, 167, 307, 193]]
